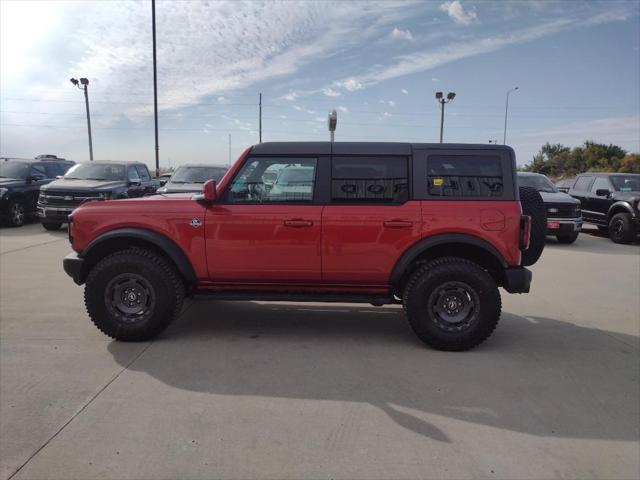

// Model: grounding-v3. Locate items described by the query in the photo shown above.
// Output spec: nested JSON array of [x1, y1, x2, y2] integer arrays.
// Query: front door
[[205, 156, 322, 284]]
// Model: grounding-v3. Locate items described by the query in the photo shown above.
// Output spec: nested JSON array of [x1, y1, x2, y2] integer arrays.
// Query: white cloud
[[217, 96, 227, 103], [390, 27, 414, 41], [322, 87, 342, 97], [401, 89, 409, 94], [337, 106, 349, 113], [284, 92, 298, 101], [335, 78, 364, 91], [388, 100, 396, 107], [439, 1, 478, 25], [431, 77, 440, 82], [383, 111, 392, 117]]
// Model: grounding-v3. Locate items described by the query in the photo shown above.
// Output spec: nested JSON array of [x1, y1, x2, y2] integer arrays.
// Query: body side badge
[[190, 217, 202, 228]]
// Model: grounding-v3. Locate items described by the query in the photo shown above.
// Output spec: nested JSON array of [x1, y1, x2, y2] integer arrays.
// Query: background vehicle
[[63, 142, 542, 351], [555, 178, 575, 193], [37, 161, 158, 230], [0, 157, 75, 227], [157, 172, 173, 187], [157, 164, 228, 194], [568, 173, 640, 243], [518, 172, 582, 244]]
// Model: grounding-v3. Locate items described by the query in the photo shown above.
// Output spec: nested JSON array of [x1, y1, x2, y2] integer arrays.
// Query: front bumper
[[37, 205, 74, 223], [503, 267, 532, 294], [546, 218, 582, 235], [63, 252, 85, 285]]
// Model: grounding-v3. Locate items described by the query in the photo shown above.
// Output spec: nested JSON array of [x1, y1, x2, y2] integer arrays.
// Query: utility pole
[[69, 78, 93, 161], [259, 93, 262, 143], [152, 0, 160, 176], [503, 86, 519, 145], [435, 91, 456, 143]]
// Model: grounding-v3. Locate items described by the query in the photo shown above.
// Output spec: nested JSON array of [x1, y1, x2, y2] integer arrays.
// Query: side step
[[192, 291, 401, 305]]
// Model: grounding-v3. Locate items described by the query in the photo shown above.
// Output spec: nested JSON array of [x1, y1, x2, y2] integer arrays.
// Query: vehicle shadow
[[107, 301, 639, 443]]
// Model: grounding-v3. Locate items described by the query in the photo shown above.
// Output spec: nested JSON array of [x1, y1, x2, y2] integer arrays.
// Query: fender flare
[[607, 201, 635, 220], [389, 233, 508, 287], [81, 227, 197, 284]]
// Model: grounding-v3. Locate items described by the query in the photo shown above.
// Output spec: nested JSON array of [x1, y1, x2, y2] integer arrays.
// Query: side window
[[30, 164, 48, 179], [136, 165, 151, 181], [426, 155, 503, 198], [227, 157, 317, 203], [128, 166, 141, 182], [331, 156, 408, 203], [59, 163, 74, 175], [43, 163, 60, 178], [590, 177, 611, 193], [573, 176, 593, 192]]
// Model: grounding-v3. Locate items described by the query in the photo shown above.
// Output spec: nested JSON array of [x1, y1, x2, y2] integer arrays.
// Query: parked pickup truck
[[38, 161, 159, 230], [62, 143, 545, 351], [568, 173, 640, 244]]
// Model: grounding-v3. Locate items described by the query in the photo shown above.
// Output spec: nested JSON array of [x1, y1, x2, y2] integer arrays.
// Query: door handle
[[383, 220, 413, 229], [284, 219, 314, 228]]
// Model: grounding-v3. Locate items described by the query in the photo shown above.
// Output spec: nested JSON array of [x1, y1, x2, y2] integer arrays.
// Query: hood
[[611, 191, 640, 202], [41, 178, 126, 192], [538, 191, 580, 204], [161, 182, 204, 193], [0, 178, 26, 188]]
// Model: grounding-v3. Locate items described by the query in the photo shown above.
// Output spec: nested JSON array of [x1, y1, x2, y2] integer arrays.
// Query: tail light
[[519, 215, 531, 251]]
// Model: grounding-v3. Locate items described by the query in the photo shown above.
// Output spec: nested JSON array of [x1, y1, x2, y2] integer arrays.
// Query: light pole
[[435, 91, 455, 143], [152, 0, 160, 176], [70, 77, 93, 161], [328, 109, 337, 142], [503, 86, 518, 145]]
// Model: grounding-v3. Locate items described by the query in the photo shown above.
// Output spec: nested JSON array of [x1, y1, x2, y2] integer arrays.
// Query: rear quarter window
[[426, 155, 503, 198]]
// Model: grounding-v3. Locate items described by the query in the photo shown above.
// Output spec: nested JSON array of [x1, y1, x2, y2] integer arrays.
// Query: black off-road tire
[[609, 213, 635, 244], [519, 186, 546, 266], [7, 199, 26, 227], [41, 221, 62, 231], [84, 247, 184, 341], [403, 257, 502, 351], [556, 233, 579, 244]]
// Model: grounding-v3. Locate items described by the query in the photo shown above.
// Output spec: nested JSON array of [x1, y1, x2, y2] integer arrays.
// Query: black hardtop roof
[[250, 142, 515, 156]]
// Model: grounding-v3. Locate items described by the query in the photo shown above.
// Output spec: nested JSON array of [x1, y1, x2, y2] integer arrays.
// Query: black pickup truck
[[568, 173, 640, 244], [37, 161, 159, 230]]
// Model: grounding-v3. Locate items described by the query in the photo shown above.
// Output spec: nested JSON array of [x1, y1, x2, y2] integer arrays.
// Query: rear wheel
[[7, 199, 26, 227], [519, 186, 546, 266], [556, 233, 579, 244], [84, 247, 184, 341], [41, 221, 62, 231], [609, 213, 634, 244], [403, 257, 501, 351]]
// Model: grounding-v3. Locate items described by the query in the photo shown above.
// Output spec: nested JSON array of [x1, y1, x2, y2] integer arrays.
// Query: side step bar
[[192, 291, 401, 305]]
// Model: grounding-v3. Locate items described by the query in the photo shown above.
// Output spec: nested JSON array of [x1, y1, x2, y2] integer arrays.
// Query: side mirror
[[128, 180, 142, 187], [26, 175, 43, 183], [596, 188, 611, 197], [194, 179, 217, 203]]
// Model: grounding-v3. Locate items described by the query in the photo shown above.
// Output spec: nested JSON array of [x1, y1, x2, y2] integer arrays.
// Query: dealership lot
[[0, 223, 638, 479]]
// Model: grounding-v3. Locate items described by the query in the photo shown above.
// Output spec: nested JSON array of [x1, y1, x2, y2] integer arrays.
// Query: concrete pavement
[[1, 223, 638, 479]]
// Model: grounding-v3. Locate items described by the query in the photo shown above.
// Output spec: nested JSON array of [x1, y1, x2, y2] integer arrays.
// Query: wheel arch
[[607, 201, 634, 221], [390, 234, 508, 296], [79, 228, 196, 286]]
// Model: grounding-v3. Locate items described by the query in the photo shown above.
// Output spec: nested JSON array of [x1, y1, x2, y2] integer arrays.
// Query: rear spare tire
[[84, 247, 184, 341], [519, 186, 546, 266]]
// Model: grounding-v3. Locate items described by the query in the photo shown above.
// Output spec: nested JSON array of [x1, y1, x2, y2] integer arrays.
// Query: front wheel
[[7, 199, 26, 227], [84, 247, 185, 341], [609, 213, 635, 244], [403, 257, 501, 351], [556, 233, 579, 244]]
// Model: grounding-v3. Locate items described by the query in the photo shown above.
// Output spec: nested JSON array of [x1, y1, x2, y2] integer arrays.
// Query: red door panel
[[321, 202, 422, 285], [205, 205, 322, 283]]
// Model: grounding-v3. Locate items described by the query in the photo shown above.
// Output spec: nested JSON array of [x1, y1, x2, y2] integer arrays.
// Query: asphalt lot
[[1, 222, 638, 480]]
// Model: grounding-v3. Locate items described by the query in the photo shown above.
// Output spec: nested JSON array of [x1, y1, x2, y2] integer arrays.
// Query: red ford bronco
[[63, 143, 545, 351]]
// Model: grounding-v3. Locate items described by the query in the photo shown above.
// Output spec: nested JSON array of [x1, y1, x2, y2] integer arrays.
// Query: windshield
[[64, 163, 125, 181], [0, 162, 29, 179], [171, 166, 227, 183], [610, 175, 640, 192], [518, 174, 558, 193]]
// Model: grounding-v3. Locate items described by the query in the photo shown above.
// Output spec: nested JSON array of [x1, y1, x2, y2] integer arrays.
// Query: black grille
[[546, 203, 580, 219], [39, 191, 100, 207]]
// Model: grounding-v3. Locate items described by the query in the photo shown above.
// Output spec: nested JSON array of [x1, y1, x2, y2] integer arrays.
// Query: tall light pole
[[70, 77, 93, 161], [328, 109, 337, 142], [151, 0, 160, 176], [435, 91, 455, 143], [503, 86, 518, 145], [258, 93, 262, 143]]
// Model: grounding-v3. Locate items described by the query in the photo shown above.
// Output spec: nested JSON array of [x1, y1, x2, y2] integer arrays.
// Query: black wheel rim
[[104, 273, 156, 324], [10, 202, 24, 225], [427, 281, 479, 332], [611, 219, 624, 238]]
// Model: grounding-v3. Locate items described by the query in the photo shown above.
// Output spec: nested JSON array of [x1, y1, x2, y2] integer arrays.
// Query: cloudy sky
[[1, 0, 638, 168]]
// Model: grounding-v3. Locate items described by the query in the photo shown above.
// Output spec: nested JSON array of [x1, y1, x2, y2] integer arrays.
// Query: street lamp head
[[435, 91, 443, 99], [447, 92, 456, 100], [79, 78, 89, 86], [69, 78, 79, 86]]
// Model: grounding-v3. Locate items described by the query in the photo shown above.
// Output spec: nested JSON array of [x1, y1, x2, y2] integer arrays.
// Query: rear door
[[126, 166, 144, 197], [321, 154, 422, 285]]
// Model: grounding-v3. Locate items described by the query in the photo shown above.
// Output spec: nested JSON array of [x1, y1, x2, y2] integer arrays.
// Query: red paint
[[547, 221, 561, 229]]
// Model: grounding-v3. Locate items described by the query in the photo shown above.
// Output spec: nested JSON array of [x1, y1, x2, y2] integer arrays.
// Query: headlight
[[157, 187, 167, 193], [0, 187, 7, 198], [98, 192, 111, 200]]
